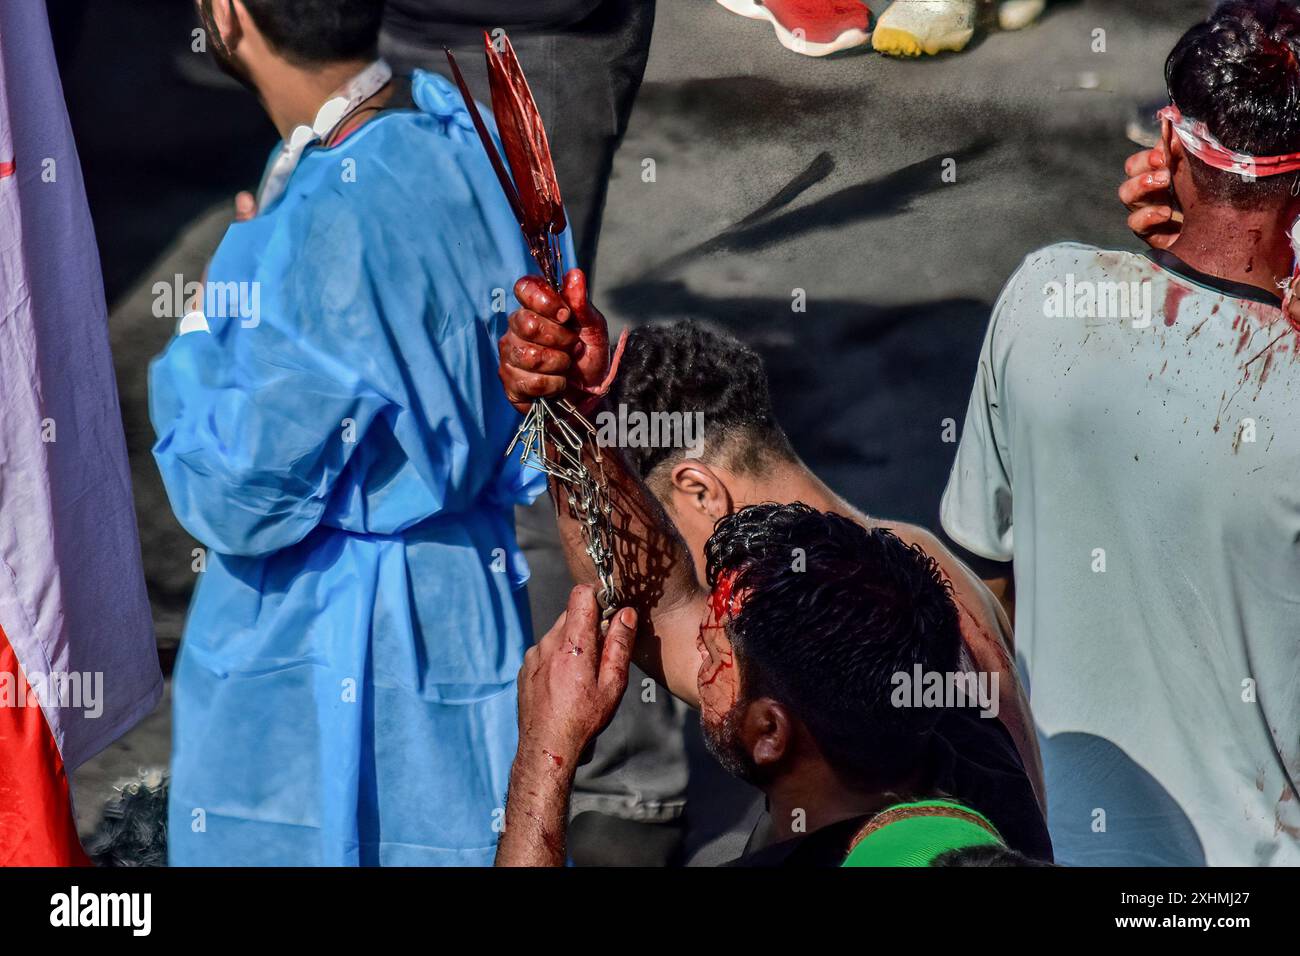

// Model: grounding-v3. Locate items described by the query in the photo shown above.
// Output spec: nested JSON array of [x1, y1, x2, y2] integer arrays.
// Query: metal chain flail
[[506, 396, 621, 620]]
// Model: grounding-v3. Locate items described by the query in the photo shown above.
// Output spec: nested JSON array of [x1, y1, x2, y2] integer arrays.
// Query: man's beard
[[700, 702, 763, 784]]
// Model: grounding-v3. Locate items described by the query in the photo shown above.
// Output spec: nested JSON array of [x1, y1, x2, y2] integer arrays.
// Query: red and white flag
[[0, 2, 161, 865]]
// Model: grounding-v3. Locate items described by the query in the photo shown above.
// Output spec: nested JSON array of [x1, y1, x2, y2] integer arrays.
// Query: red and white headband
[[1158, 103, 1300, 180]]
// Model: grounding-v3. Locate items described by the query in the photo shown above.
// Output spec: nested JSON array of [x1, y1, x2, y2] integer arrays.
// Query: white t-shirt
[[942, 242, 1300, 866]]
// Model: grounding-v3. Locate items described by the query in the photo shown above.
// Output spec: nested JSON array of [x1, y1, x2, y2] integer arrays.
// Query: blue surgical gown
[[150, 71, 562, 865]]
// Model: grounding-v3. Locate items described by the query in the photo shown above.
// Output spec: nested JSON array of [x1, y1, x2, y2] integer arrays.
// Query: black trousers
[[383, 2, 686, 865], [380, 0, 656, 287]]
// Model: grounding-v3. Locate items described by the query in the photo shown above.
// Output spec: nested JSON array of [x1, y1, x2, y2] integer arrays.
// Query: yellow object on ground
[[872, 0, 1045, 57], [872, 0, 977, 57]]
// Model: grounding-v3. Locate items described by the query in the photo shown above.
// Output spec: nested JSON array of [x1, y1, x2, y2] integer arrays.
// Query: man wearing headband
[[151, 0, 558, 865], [942, 0, 1300, 865]]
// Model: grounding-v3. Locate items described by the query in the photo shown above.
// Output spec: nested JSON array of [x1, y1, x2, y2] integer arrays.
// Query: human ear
[[1162, 119, 1189, 193], [670, 461, 732, 521], [211, 0, 245, 53], [744, 698, 793, 769]]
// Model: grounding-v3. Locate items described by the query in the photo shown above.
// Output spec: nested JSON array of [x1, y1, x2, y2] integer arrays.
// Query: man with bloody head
[[492, 277, 1051, 865], [498, 504, 1046, 866]]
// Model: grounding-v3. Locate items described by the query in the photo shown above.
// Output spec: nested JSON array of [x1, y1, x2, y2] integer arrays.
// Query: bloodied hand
[[517, 586, 637, 767], [1120, 145, 1182, 250], [499, 268, 612, 415]]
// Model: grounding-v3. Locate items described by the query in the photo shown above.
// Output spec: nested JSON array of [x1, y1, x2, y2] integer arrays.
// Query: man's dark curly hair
[[704, 503, 962, 788], [200, 0, 384, 64], [608, 321, 795, 480], [930, 844, 1053, 867], [1166, 0, 1300, 207]]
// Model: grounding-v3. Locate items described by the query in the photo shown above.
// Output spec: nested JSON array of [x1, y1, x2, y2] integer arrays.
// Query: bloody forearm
[[495, 756, 574, 867]]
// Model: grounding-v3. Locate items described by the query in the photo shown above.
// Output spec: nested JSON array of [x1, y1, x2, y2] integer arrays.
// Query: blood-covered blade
[[443, 46, 525, 229], [484, 31, 567, 239]]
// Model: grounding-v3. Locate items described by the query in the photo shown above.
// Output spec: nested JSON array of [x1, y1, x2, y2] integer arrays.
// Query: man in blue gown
[[151, 0, 560, 865]]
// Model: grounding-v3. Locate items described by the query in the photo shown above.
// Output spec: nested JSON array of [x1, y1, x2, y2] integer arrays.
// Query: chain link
[[506, 396, 621, 620]]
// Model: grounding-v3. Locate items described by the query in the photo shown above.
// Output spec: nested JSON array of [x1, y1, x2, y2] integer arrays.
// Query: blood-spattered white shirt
[[942, 242, 1300, 866]]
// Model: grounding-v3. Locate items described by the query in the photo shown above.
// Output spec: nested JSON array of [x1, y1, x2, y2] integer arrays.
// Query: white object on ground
[[998, 0, 1046, 31], [872, 0, 977, 56]]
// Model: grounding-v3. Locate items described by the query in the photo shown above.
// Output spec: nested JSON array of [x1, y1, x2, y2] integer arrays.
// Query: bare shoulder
[[878, 520, 1012, 641]]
